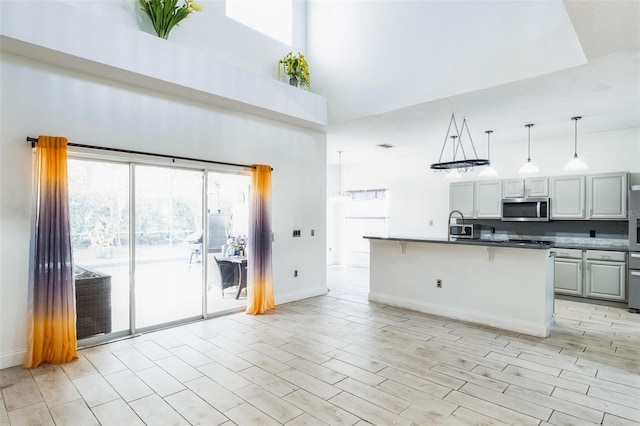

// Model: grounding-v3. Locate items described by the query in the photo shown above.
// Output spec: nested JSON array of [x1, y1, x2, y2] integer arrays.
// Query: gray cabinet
[[525, 177, 549, 197], [550, 176, 586, 219], [450, 182, 474, 218], [502, 178, 548, 198], [555, 249, 627, 302], [554, 248, 583, 296], [555, 258, 583, 296], [475, 181, 502, 218], [451, 181, 501, 219], [585, 250, 626, 301], [588, 173, 628, 219]]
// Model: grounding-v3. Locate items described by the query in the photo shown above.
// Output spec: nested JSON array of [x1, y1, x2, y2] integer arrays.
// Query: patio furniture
[[215, 256, 247, 299], [74, 266, 112, 339]]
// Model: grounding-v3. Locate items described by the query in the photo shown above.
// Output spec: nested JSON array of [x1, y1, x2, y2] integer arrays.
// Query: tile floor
[[2, 265, 640, 425]]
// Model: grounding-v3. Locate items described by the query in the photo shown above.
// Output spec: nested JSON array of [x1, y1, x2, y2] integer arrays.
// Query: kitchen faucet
[[447, 210, 465, 241]]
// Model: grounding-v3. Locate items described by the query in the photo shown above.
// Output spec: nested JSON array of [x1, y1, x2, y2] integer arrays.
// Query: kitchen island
[[364, 236, 555, 337]]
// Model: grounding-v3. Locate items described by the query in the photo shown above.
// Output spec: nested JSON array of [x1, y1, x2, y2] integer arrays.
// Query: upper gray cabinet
[[503, 177, 548, 198], [588, 173, 628, 219], [475, 181, 503, 218], [450, 182, 475, 218], [550, 176, 586, 219], [450, 181, 502, 219]]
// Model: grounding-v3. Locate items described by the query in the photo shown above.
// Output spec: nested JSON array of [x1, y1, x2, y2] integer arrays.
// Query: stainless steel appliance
[[501, 197, 550, 222], [629, 187, 640, 312], [449, 224, 479, 239]]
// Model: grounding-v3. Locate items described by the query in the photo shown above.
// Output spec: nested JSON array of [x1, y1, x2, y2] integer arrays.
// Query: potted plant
[[278, 52, 311, 90], [138, 0, 202, 40]]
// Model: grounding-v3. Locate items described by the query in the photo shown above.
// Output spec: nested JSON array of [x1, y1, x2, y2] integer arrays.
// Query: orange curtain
[[24, 136, 78, 368], [246, 164, 274, 315]]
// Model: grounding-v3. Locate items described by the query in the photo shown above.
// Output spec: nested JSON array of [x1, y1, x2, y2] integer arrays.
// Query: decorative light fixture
[[564, 116, 588, 172], [518, 123, 539, 174], [479, 130, 498, 177], [431, 113, 489, 173]]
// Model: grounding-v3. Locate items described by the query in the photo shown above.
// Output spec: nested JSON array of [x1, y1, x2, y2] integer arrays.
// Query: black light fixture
[[518, 123, 539, 174], [430, 113, 489, 173], [564, 116, 588, 172]]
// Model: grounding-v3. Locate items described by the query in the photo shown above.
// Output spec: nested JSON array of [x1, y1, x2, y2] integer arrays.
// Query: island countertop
[[363, 235, 553, 250], [364, 235, 629, 252]]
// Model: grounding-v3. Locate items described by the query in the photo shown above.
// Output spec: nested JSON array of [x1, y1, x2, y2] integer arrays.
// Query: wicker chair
[[74, 266, 112, 339], [215, 258, 239, 298]]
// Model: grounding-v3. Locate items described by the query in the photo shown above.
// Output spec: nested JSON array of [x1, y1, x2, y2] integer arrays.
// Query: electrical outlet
[[293, 230, 301, 237], [294, 270, 298, 277], [590, 230, 596, 238], [436, 279, 442, 288], [311, 229, 315, 236], [429, 219, 433, 226], [491, 227, 495, 234]]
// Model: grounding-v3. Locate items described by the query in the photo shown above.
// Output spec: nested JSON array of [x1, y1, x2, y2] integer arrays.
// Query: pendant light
[[479, 130, 498, 177], [518, 123, 539, 174], [564, 116, 588, 172]]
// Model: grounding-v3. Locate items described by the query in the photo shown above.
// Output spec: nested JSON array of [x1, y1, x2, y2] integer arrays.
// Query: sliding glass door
[[68, 159, 131, 338], [68, 157, 251, 341], [134, 165, 204, 329]]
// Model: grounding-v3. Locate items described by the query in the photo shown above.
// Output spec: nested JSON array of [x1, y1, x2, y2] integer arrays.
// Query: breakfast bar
[[365, 236, 556, 337]]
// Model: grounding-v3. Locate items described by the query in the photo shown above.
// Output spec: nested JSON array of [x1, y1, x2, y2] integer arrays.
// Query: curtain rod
[[26, 137, 271, 171]]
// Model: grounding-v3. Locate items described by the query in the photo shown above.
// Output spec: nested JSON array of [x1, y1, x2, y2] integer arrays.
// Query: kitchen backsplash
[[469, 219, 628, 242]]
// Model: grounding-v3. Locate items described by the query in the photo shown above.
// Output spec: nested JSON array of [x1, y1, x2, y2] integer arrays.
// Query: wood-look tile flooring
[[2, 266, 639, 425]]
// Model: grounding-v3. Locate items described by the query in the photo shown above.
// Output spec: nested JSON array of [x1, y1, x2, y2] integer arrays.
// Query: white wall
[[0, 51, 327, 368], [332, 127, 640, 249]]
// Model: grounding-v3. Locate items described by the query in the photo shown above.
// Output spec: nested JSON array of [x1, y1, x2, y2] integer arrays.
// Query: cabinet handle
[[632, 254, 640, 259], [632, 271, 640, 277]]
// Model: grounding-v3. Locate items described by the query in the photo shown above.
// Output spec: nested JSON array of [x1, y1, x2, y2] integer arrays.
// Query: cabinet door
[[525, 177, 549, 197], [550, 176, 586, 219], [475, 181, 502, 218], [503, 179, 524, 198], [450, 182, 475, 218], [585, 260, 626, 301], [588, 173, 628, 219], [554, 258, 583, 296]]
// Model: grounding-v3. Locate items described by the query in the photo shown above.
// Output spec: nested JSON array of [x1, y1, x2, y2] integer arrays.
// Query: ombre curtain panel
[[24, 136, 78, 368], [246, 164, 274, 315]]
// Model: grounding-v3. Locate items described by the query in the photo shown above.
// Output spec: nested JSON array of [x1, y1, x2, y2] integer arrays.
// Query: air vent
[[377, 143, 394, 149]]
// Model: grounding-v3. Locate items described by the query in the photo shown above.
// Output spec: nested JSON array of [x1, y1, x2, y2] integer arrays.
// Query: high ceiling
[[306, 0, 640, 165]]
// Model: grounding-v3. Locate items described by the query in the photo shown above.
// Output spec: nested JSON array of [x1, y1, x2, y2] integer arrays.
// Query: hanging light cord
[[485, 130, 493, 160], [525, 124, 534, 161], [572, 116, 582, 158]]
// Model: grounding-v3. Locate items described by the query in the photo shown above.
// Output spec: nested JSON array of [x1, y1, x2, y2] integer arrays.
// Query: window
[[226, 0, 292, 45]]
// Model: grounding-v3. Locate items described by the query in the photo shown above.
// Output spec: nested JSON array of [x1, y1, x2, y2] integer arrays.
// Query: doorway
[[68, 156, 250, 342]]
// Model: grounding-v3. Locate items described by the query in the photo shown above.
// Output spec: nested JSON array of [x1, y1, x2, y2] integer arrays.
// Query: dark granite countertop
[[363, 236, 553, 250], [364, 236, 629, 252]]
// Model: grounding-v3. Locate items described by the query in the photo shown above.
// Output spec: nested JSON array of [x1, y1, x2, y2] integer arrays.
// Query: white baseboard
[[1, 350, 25, 369], [276, 286, 327, 305], [369, 291, 551, 338]]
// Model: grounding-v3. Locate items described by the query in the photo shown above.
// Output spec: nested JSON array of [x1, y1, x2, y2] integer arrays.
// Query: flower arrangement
[[278, 52, 311, 90], [227, 235, 247, 256], [138, 0, 202, 40]]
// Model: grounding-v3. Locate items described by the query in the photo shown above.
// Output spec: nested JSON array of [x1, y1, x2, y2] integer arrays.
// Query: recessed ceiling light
[[377, 143, 394, 149]]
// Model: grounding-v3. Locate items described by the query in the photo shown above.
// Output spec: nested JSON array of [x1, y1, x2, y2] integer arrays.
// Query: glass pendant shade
[[446, 169, 463, 180], [518, 123, 539, 175], [564, 116, 588, 172]]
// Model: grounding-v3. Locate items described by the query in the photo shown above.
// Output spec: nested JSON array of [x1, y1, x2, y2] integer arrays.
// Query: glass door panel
[[68, 159, 130, 338], [135, 165, 204, 328], [206, 172, 250, 314]]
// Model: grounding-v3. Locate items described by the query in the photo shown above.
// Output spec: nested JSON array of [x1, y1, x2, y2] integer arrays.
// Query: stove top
[[507, 239, 554, 246]]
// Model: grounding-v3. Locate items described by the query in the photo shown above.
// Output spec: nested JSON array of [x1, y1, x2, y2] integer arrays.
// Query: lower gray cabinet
[[554, 249, 626, 302], [554, 258, 583, 296]]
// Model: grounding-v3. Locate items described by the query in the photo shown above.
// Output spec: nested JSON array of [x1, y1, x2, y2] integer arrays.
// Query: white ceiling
[[306, 0, 640, 165]]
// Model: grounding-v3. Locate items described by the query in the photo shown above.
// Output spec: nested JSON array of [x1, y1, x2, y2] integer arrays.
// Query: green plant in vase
[[139, 0, 202, 40], [278, 52, 311, 90]]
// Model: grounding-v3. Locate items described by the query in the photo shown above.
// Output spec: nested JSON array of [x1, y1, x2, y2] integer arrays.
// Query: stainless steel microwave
[[449, 224, 479, 239], [502, 197, 550, 222]]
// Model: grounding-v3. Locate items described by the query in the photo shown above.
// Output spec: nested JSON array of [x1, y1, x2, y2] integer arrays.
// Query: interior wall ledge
[[0, 1, 327, 130]]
